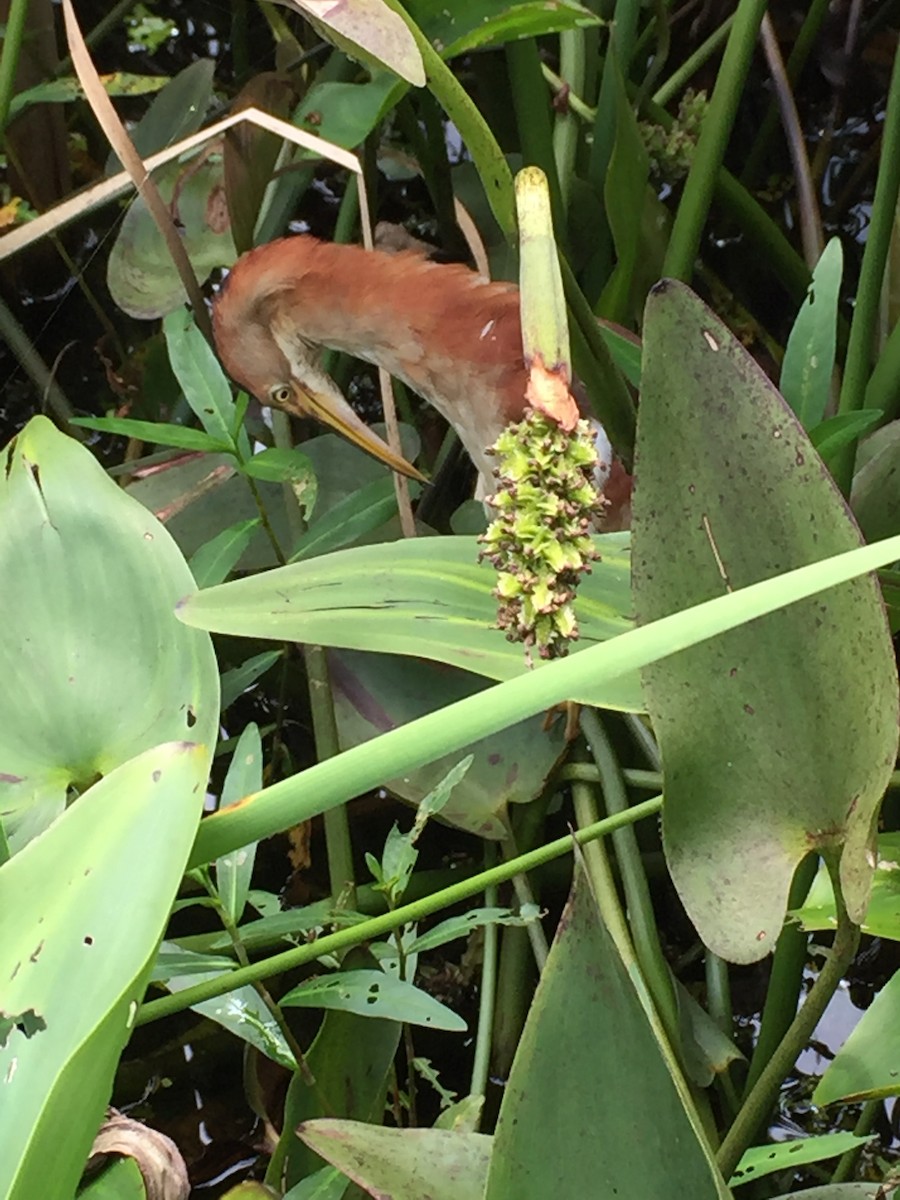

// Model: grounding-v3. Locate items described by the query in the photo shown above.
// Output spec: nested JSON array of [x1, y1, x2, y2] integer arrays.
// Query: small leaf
[[216, 723, 263, 922], [780, 238, 843, 429], [220, 650, 283, 711], [809, 410, 882, 467], [281, 970, 466, 1031], [731, 1133, 875, 1187], [190, 518, 261, 587], [409, 907, 539, 954], [70, 416, 229, 454], [165, 308, 237, 443]]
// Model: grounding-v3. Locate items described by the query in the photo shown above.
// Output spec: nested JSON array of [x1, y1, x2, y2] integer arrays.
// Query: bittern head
[[212, 249, 423, 480]]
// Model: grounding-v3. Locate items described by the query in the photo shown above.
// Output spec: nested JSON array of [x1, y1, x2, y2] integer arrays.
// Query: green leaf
[[216, 723, 263, 923], [0, 742, 209, 1200], [484, 865, 728, 1199], [168, 964, 297, 1071], [277, 950, 401, 1190], [76, 1155, 146, 1198], [239, 447, 312, 484], [597, 58, 651, 323], [813, 966, 900, 1104], [281, 969, 465, 1031], [0, 417, 219, 851], [780, 238, 843, 429], [731, 1134, 875, 1187], [405, 0, 601, 59], [9, 72, 168, 122], [851, 418, 900, 543], [70, 415, 229, 454], [106, 58, 214, 166], [220, 650, 283, 711], [809, 410, 883, 467], [180, 534, 640, 710], [164, 308, 237, 443], [409, 906, 538, 953], [290, 476, 399, 562], [282, 1168, 348, 1199], [108, 157, 236, 319], [297, 1122, 490, 1200], [190, 518, 261, 588], [792, 833, 900, 940], [633, 280, 898, 963]]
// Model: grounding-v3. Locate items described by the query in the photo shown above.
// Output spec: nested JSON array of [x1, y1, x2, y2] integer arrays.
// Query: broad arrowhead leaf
[[0, 417, 219, 851], [0, 741, 210, 1200], [633, 280, 898, 963], [484, 863, 728, 1199]]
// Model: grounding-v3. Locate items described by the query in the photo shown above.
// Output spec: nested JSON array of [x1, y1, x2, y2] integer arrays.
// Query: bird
[[212, 234, 630, 517]]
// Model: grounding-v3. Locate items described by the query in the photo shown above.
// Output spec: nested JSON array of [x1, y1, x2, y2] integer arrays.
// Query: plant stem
[[470, 845, 499, 1100], [506, 40, 566, 239], [138, 796, 664, 1023], [833, 39, 900, 489], [304, 645, 355, 905], [743, 853, 819, 1095], [553, 28, 586, 214], [571, 774, 634, 963], [663, 0, 768, 282], [580, 708, 679, 1047], [716, 854, 861, 1179], [830, 1098, 881, 1183], [0, 0, 31, 139], [652, 15, 734, 108], [759, 12, 823, 268]]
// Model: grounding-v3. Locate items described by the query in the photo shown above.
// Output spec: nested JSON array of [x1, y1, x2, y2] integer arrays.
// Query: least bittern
[[212, 235, 625, 507]]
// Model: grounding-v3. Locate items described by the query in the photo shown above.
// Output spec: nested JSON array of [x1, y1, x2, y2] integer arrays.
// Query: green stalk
[[384, 0, 516, 242], [743, 853, 819, 1095], [716, 854, 861, 1180], [506, 39, 566, 238], [561, 255, 637, 464], [833, 41, 900, 490], [830, 1098, 881, 1183], [470, 845, 499, 1100], [305, 645, 355, 904], [580, 708, 678, 1046], [571, 774, 635, 962], [663, 0, 768, 282], [553, 28, 586, 214], [137, 797, 664, 1023], [652, 14, 734, 109], [0, 0, 29, 138]]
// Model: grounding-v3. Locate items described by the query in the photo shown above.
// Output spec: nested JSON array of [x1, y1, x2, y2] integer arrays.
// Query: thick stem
[[716, 855, 860, 1180], [663, 0, 768, 282]]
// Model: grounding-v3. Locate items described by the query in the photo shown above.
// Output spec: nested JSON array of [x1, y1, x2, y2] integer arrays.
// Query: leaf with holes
[[280, 970, 465, 1031], [633, 281, 898, 963]]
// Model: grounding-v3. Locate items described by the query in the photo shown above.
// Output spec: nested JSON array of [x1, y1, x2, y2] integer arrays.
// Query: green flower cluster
[[479, 409, 605, 662], [641, 89, 708, 185]]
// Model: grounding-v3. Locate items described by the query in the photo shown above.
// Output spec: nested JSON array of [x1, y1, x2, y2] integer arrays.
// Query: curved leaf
[[178, 534, 641, 710]]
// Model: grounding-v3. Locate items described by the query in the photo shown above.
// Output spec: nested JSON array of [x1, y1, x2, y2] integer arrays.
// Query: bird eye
[[270, 385, 293, 405]]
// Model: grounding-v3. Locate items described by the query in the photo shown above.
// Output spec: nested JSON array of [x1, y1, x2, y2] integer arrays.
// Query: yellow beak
[[284, 378, 426, 482]]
